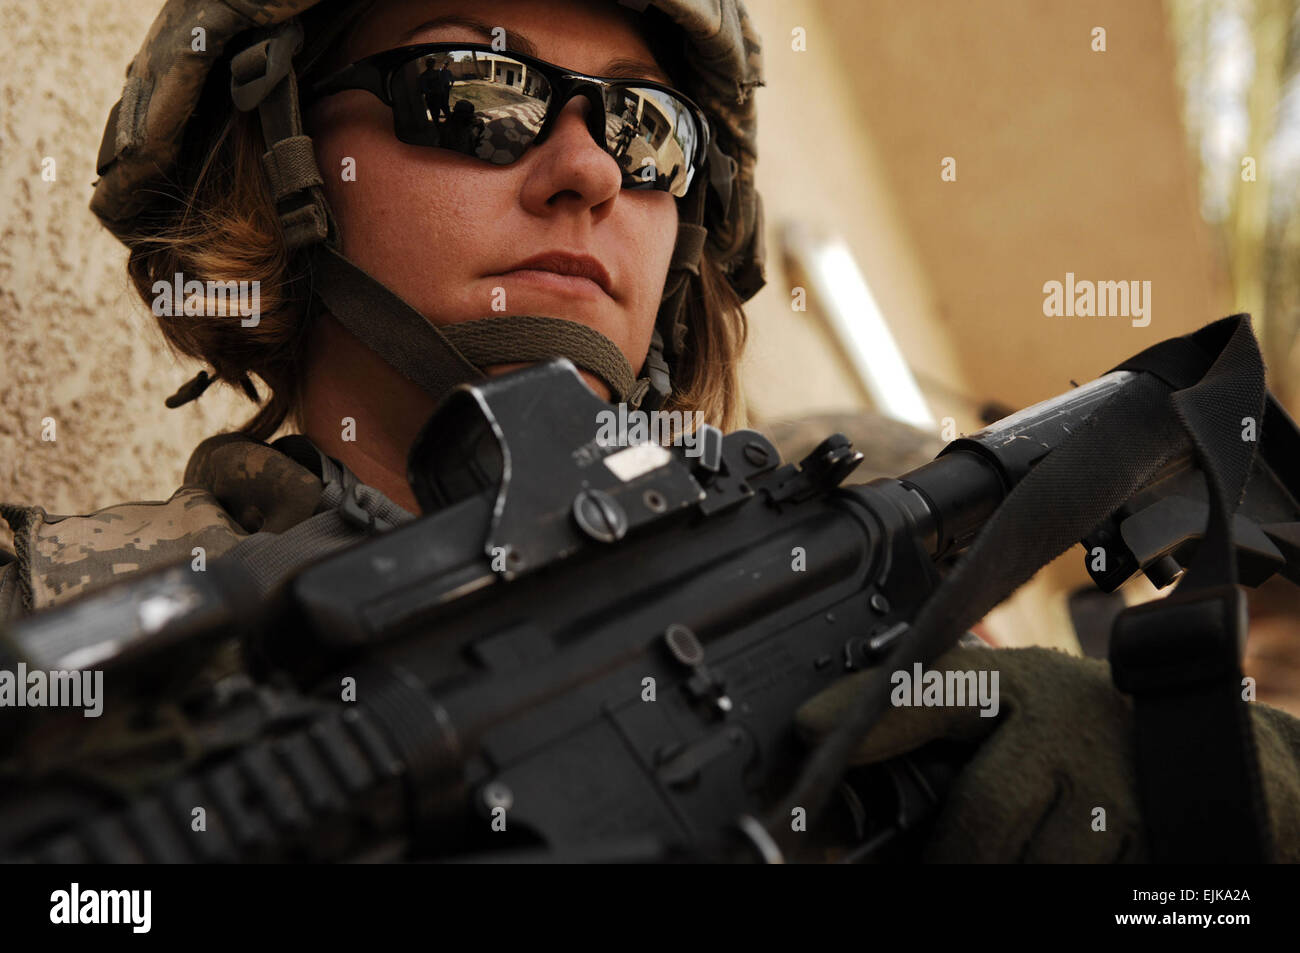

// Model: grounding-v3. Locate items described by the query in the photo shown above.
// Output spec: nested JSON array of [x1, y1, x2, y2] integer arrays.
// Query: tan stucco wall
[[0, 0, 245, 546]]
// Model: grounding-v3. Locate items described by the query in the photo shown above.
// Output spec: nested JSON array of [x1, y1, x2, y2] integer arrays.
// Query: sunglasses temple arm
[[306, 61, 392, 106]]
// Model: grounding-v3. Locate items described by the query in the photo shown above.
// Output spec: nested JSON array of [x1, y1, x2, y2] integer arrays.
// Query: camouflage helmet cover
[[89, 0, 767, 302]]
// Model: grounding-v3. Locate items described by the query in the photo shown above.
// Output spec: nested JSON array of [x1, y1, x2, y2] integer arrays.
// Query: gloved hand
[[795, 644, 1300, 862]]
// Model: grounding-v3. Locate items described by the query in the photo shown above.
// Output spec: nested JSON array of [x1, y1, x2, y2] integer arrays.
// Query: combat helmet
[[89, 0, 766, 415]]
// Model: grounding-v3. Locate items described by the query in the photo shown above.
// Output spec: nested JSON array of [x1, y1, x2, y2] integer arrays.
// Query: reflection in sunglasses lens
[[605, 87, 699, 195], [392, 51, 551, 163], [389, 48, 697, 195]]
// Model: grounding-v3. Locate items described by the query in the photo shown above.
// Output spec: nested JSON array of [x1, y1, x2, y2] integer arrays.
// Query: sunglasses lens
[[384, 49, 703, 195], [389, 50, 552, 162], [604, 87, 702, 198]]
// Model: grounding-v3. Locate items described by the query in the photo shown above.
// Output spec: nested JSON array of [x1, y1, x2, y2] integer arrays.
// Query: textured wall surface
[[0, 0, 246, 548]]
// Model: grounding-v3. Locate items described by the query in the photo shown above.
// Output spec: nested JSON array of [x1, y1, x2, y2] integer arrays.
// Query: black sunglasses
[[305, 42, 711, 198]]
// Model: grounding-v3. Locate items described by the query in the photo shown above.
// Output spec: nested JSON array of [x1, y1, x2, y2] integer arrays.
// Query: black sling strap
[[1108, 316, 1271, 862], [771, 315, 1274, 862]]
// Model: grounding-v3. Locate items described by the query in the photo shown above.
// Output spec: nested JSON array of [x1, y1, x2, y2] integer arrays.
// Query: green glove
[[795, 644, 1300, 862]]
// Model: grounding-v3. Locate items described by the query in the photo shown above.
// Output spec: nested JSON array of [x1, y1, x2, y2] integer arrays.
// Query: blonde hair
[[123, 21, 749, 441]]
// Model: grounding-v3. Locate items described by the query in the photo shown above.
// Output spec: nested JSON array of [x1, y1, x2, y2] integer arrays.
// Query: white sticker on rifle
[[603, 442, 672, 482]]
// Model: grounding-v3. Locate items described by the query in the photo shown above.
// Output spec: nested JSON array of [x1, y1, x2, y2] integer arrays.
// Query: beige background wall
[[0, 0, 244, 538], [741, 0, 1227, 431]]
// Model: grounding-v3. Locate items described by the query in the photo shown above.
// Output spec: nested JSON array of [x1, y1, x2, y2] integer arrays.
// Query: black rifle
[[3, 335, 1298, 863]]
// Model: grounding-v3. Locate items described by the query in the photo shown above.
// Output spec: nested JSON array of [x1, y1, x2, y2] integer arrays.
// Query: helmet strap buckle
[[229, 17, 333, 251], [230, 19, 305, 113]]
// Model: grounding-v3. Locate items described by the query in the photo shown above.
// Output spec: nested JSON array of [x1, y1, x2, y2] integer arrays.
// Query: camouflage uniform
[[0, 433, 405, 623]]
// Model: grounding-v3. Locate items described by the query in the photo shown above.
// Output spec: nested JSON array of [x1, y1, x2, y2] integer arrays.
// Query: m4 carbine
[[3, 326, 1298, 863]]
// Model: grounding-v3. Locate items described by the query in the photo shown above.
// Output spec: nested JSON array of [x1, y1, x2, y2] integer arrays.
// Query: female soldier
[[3, 0, 1299, 864], [0, 0, 761, 614]]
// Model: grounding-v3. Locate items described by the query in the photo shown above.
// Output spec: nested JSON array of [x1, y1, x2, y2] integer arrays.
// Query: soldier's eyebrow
[[601, 57, 673, 83], [396, 15, 673, 84]]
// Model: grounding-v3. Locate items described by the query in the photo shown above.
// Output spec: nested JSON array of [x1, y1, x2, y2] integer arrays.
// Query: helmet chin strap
[[219, 16, 710, 418], [307, 242, 661, 409]]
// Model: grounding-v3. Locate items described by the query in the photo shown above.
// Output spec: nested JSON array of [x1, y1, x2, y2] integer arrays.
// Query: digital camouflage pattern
[[0, 492, 244, 616], [89, 0, 766, 301], [0, 432, 359, 796], [0, 435, 325, 621]]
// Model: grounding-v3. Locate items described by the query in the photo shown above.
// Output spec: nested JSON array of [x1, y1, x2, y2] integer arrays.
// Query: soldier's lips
[[491, 269, 611, 301]]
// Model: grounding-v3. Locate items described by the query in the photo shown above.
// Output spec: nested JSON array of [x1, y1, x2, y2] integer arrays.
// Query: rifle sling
[[773, 314, 1273, 864], [218, 435, 415, 597]]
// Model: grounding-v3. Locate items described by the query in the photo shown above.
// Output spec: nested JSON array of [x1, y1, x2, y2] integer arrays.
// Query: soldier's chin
[[482, 362, 612, 403]]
